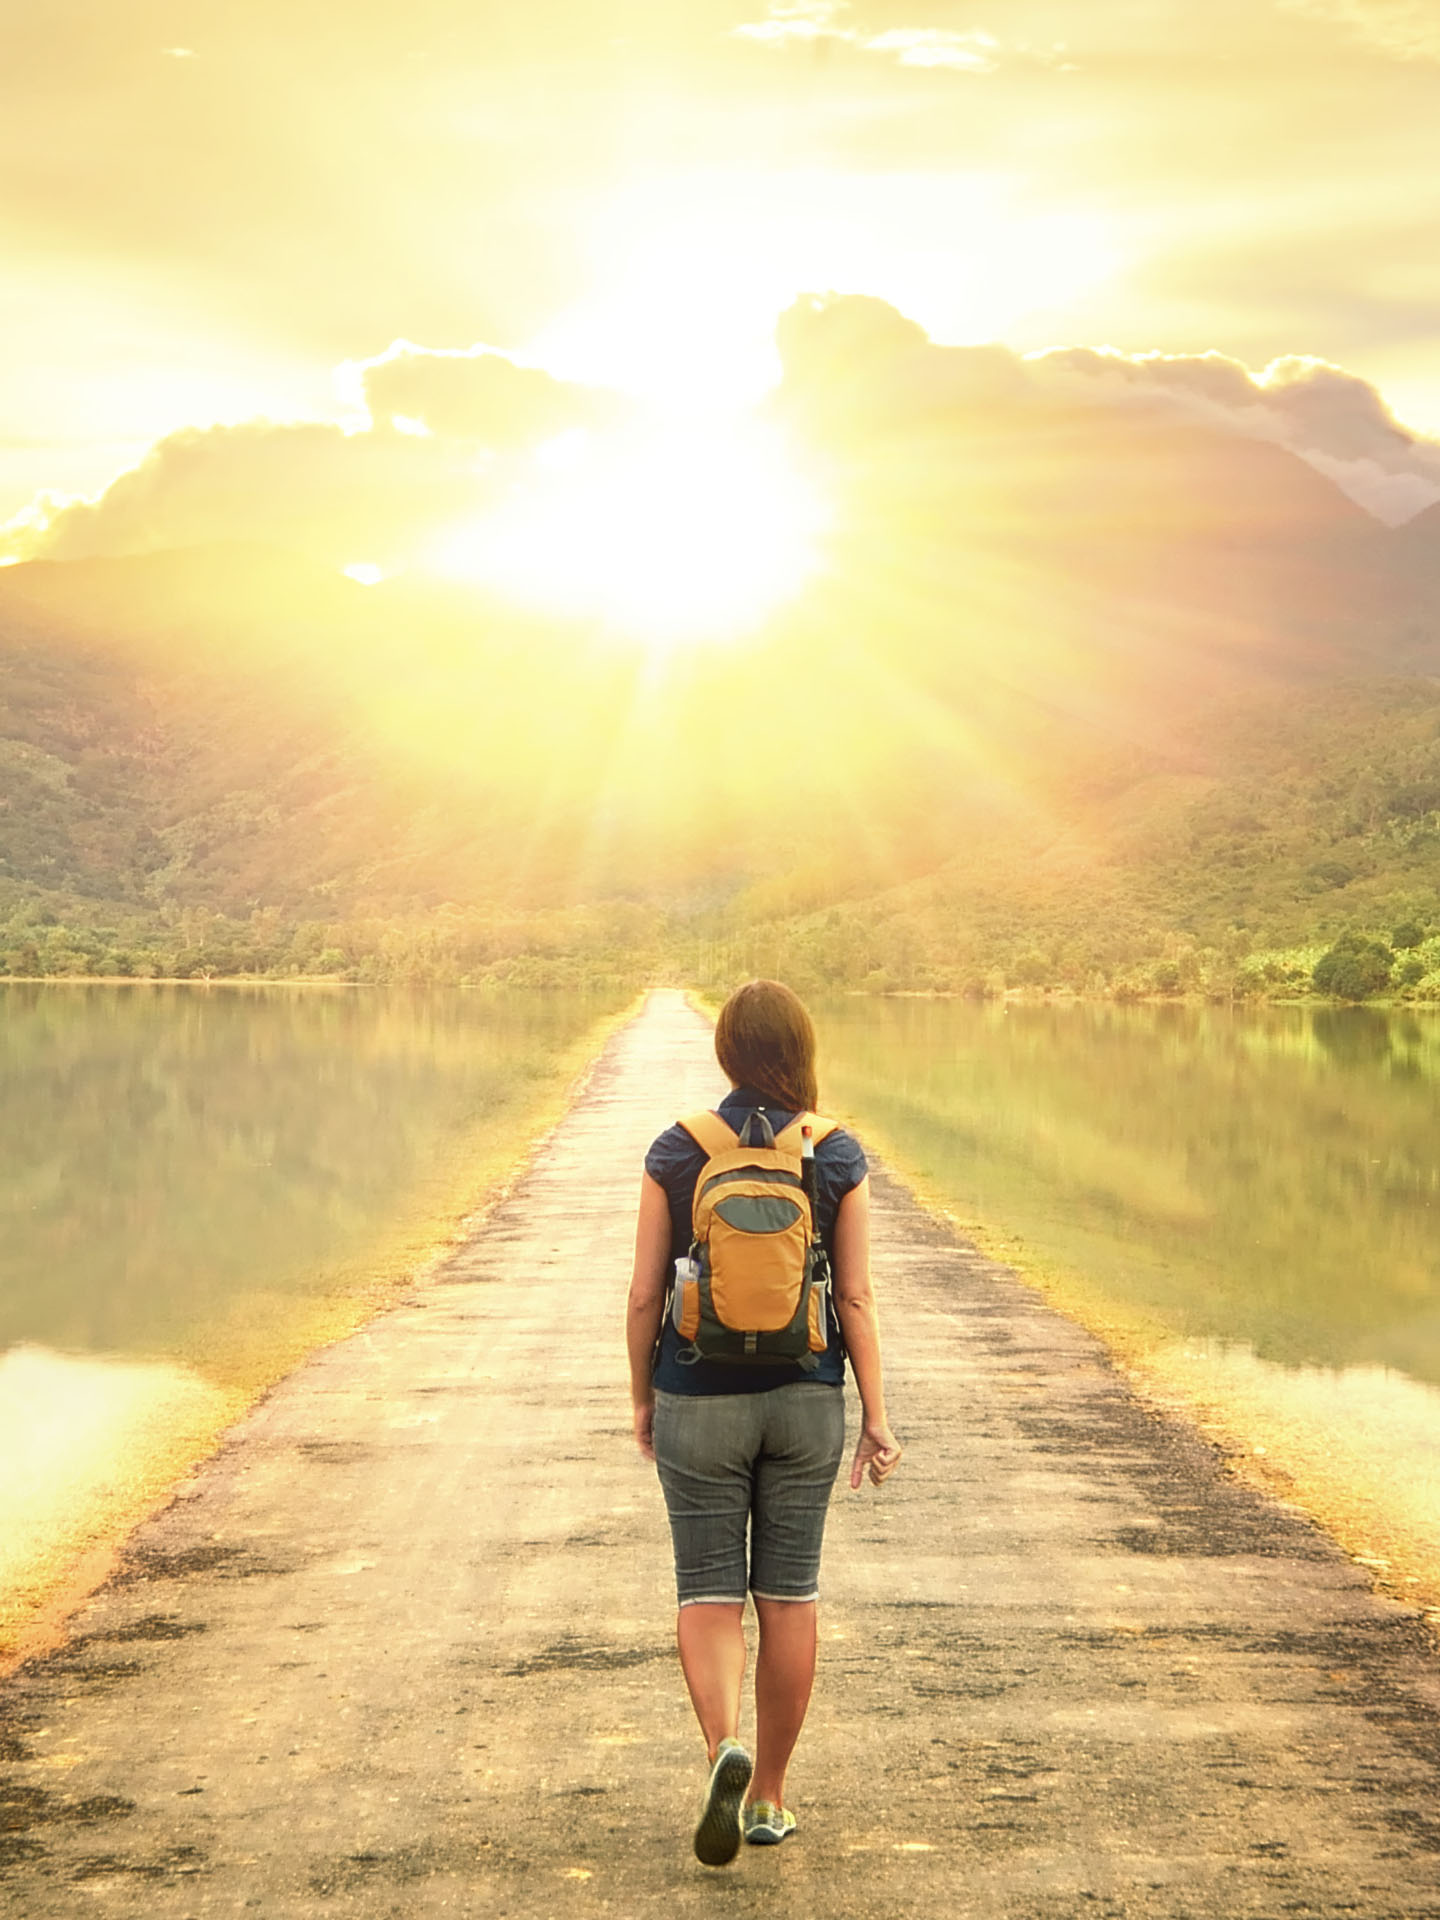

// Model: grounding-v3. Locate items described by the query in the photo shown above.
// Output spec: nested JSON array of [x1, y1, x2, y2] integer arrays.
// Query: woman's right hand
[[850, 1417, 902, 1490]]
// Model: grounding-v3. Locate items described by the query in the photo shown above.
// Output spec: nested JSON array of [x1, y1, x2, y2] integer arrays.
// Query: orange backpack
[[669, 1107, 839, 1369]]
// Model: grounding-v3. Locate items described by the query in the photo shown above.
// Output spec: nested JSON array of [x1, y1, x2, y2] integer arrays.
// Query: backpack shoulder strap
[[676, 1110, 740, 1159], [773, 1112, 840, 1152]]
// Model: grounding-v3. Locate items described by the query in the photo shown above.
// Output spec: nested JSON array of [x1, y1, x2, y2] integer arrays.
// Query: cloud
[[1279, 0, 1440, 60], [8, 299, 1439, 577], [864, 28, 999, 71], [775, 291, 1030, 427], [1035, 345, 1440, 522], [0, 420, 488, 571], [0, 345, 635, 570], [734, 4, 1001, 71], [733, 0, 840, 44], [348, 341, 626, 444], [1295, 452, 1440, 525], [776, 292, 1440, 523]]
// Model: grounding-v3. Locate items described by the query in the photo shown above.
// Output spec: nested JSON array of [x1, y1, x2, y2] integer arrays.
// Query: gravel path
[[4, 988, 1440, 1917]]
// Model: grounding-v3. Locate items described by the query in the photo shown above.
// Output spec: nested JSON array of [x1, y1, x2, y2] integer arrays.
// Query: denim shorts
[[652, 1383, 846, 1606]]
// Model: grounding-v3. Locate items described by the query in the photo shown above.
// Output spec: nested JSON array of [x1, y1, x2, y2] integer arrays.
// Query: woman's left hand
[[849, 1417, 902, 1489], [633, 1399, 656, 1462]]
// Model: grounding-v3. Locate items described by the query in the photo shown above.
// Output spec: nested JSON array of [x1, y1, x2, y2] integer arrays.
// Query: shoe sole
[[693, 1746, 753, 1867], [744, 1822, 793, 1846]]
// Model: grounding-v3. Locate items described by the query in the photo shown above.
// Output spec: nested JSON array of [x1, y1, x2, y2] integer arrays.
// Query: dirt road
[[4, 988, 1440, 1917]]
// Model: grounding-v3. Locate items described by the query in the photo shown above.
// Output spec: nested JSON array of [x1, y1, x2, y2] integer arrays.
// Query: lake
[[0, 981, 628, 1654], [8, 984, 1440, 1647], [820, 996, 1440, 1607]]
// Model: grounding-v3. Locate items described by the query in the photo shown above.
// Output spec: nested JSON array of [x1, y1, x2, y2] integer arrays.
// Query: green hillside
[[2, 396, 1438, 997], [706, 676, 1440, 1001]]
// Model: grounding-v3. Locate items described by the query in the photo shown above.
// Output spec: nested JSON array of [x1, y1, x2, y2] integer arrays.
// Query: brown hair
[[714, 979, 818, 1114]]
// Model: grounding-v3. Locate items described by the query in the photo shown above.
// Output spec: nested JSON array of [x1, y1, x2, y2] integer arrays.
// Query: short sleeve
[[644, 1122, 695, 1188], [644, 1123, 708, 1259], [813, 1126, 867, 1252], [822, 1127, 867, 1197]]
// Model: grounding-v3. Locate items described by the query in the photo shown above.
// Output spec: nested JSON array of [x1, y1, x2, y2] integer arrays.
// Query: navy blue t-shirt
[[644, 1085, 868, 1395]]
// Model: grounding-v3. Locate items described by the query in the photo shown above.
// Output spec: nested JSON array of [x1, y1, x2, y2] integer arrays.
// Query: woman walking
[[626, 979, 902, 1866]]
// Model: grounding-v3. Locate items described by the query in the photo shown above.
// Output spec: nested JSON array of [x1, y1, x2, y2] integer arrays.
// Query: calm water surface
[[1, 981, 626, 1635], [1, 982, 625, 1380], [823, 997, 1440, 1378], [821, 997, 1440, 1590]]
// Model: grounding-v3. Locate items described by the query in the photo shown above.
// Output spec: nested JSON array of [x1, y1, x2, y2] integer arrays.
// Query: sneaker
[[693, 1738, 753, 1866], [743, 1800, 797, 1845]]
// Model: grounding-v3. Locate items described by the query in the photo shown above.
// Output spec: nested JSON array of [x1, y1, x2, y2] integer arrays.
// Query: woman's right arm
[[831, 1175, 903, 1489], [626, 1171, 672, 1462]]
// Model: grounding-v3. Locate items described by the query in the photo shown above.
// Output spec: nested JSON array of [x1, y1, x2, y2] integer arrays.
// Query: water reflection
[[0, 982, 624, 1652], [821, 995, 1440, 1591], [821, 996, 1440, 1383], [1312, 1006, 1395, 1067], [0, 983, 623, 1382], [0, 1344, 232, 1626], [1143, 1338, 1440, 1579]]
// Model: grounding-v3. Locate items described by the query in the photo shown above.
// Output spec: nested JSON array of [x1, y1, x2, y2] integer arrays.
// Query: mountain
[[2, 398, 1438, 987]]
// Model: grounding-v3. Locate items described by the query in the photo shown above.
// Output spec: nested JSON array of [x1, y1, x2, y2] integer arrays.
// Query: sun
[[428, 413, 829, 646]]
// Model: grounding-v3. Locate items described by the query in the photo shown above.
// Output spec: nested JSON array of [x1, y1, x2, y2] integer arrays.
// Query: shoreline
[[0, 975, 654, 990], [840, 1101, 1440, 1636], [0, 991, 642, 1678], [4, 975, 1439, 1010]]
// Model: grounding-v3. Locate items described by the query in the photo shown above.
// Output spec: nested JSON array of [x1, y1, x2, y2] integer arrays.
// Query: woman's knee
[[753, 1595, 817, 1634]]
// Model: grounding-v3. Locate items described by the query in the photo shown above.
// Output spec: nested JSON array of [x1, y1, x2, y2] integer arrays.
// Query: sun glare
[[428, 416, 829, 645], [527, 169, 1119, 407]]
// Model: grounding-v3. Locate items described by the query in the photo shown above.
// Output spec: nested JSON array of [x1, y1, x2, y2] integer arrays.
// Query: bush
[[1392, 920, 1428, 951], [1312, 934, 1393, 1001], [1385, 782, 1440, 821]]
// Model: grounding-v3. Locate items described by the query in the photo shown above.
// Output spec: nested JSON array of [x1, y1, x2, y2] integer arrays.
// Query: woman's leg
[[653, 1392, 759, 1756], [751, 1597, 817, 1806], [676, 1602, 747, 1760], [747, 1383, 845, 1810]]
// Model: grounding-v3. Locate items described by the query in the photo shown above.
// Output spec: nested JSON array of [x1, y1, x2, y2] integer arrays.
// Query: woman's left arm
[[832, 1176, 903, 1489], [626, 1171, 673, 1461]]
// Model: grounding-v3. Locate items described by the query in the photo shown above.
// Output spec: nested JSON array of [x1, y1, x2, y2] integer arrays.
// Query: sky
[[3, 0, 1440, 535]]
